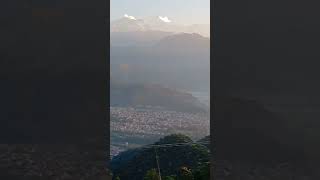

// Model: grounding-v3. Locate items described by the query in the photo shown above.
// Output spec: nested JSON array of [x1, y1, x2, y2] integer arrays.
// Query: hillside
[[111, 82, 208, 112], [110, 33, 210, 91], [110, 134, 210, 180]]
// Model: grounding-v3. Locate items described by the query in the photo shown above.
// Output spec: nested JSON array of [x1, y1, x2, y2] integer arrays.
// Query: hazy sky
[[110, 0, 210, 25]]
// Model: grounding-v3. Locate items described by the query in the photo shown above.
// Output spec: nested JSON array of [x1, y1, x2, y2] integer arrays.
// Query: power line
[[110, 141, 212, 178], [149, 142, 211, 180], [154, 147, 162, 180]]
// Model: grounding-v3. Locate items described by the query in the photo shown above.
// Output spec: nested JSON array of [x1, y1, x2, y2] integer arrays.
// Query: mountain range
[[111, 32, 210, 91], [111, 15, 210, 37]]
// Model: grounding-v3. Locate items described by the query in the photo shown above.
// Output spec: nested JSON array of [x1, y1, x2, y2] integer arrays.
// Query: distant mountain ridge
[[110, 33, 210, 91], [154, 33, 210, 52], [110, 15, 210, 37], [110, 31, 173, 47]]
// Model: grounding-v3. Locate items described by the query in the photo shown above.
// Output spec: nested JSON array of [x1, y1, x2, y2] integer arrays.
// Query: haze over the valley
[[110, 14, 210, 93]]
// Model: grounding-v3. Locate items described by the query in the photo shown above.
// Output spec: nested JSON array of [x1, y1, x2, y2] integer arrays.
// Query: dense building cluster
[[110, 106, 210, 157]]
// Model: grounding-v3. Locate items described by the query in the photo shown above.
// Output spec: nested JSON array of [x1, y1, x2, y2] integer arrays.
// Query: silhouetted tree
[[194, 162, 210, 180], [163, 175, 177, 180], [177, 167, 193, 180], [144, 169, 160, 180]]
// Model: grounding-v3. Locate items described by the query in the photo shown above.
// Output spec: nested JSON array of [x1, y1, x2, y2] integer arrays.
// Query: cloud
[[124, 14, 136, 20], [158, 16, 172, 23]]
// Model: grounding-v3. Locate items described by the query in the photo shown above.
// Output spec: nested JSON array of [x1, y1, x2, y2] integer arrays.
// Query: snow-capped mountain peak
[[111, 15, 210, 37], [124, 14, 136, 20], [158, 16, 171, 23]]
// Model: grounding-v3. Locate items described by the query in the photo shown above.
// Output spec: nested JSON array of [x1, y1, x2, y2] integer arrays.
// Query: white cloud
[[124, 14, 136, 20], [158, 16, 172, 23]]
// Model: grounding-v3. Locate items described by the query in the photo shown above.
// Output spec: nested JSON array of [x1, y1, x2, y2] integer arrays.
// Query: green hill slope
[[111, 134, 210, 180]]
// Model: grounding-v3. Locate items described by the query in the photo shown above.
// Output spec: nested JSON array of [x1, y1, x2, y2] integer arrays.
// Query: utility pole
[[154, 147, 162, 180]]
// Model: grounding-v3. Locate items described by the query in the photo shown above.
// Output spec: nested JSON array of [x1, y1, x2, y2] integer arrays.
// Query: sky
[[110, 0, 210, 25]]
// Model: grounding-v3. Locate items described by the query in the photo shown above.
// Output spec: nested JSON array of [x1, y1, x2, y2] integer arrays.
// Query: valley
[[110, 106, 210, 157]]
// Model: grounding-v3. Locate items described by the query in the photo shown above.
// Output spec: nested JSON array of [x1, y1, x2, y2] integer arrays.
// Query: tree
[[194, 162, 210, 180], [144, 169, 160, 180], [178, 167, 194, 180], [115, 176, 121, 180], [163, 175, 177, 180]]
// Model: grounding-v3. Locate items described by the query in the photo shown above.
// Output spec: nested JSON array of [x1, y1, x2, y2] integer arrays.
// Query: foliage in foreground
[[111, 134, 210, 180], [143, 163, 210, 180]]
